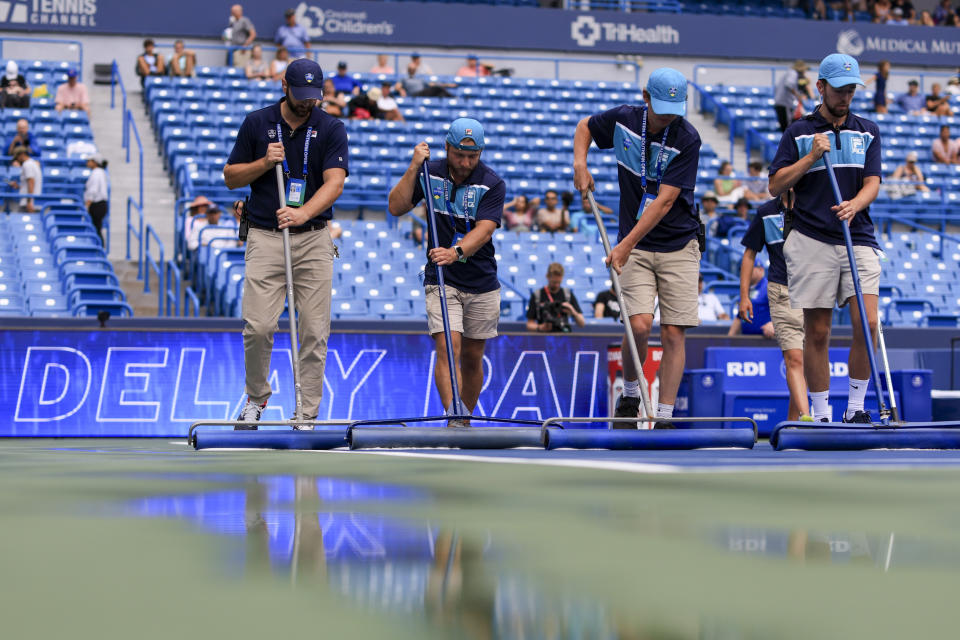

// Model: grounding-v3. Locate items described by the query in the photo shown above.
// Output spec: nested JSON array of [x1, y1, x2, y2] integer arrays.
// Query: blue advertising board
[[0, 1, 957, 67], [0, 327, 607, 436]]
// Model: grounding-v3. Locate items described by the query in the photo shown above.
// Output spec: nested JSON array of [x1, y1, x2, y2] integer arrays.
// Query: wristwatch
[[454, 245, 467, 263]]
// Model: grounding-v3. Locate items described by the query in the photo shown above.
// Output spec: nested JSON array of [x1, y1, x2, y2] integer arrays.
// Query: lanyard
[[276, 123, 312, 180], [639, 107, 670, 191], [440, 173, 473, 234], [542, 287, 555, 303]]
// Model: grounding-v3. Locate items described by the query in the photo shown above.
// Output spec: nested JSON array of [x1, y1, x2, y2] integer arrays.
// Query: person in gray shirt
[[394, 62, 454, 98], [225, 4, 257, 67]]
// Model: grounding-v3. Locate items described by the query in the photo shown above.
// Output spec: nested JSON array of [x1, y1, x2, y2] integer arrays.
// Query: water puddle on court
[[118, 474, 949, 638]]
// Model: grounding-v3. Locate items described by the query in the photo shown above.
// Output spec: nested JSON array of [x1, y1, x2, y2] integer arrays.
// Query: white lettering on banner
[[726, 362, 767, 377], [295, 2, 395, 39], [0, 0, 99, 26], [838, 28, 960, 59], [96, 347, 169, 423], [570, 14, 678, 48], [14, 347, 92, 422], [830, 361, 849, 377]]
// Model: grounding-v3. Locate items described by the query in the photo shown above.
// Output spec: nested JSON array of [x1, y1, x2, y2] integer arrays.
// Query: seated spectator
[[369, 54, 394, 75], [698, 275, 729, 323], [186, 201, 239, 252], [593, 285, 620, 319], [224, 4, 257, 67], [925, 83, 953, 116], [136, 39, 166, 86], [245, 44, 271, 80], [573, 192, 611, 230], [331, 61, 361, 96], [700, 190, 719, 223], [374, 82, 404, 122], [933, 0, 953, 24], [896, 80, 925, 115], [84, 154, 109, 245], [932, 125, 959, 164], [727, 262, 774, 339], [503, 194, 535, 231], [54, 69, 90, 115], [409, 52, 433, 75], [321, 78, 347, 117], [715, 198, 752, 238], [891, 0, 915, 21], [275, 7, 310, 56], [947, 77, 960, 97], [8, 146, 41, 213], [6, 119, 38, 157], [394, 63, 454, 98], [713, 161, 744, 204], [536, 189, 569, 232], [456, 55, 488, 78], [169, 40, 196, 77], [525, 263, 585, 332], [918, 9, 936, 25], [886, 6, 910, 24], [872, 0, 892, 22], [347, 90, 378, 120], [742, 161, 770, 200], [270, 46, 290, 82], [888, 151, 930, 196], [1, 61, 30, 108]]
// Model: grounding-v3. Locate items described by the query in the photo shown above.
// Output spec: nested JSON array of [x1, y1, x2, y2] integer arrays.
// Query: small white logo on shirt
[[267, 129, 276, 139], [851, 136, 865, 154]]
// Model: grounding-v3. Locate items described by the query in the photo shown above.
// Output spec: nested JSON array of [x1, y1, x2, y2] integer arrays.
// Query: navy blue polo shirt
[[741, 198, 788, 286], [587, 104, 701, 253], [411, 158, 504, 294], [769, 109, 881, 248], [226, 101, 349, 228]]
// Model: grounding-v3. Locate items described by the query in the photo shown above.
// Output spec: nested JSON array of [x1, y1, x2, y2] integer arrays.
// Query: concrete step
[[113, 259, 161, 317]]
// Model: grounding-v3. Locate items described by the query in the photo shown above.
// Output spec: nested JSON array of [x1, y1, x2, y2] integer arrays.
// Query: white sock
[[846, 378, 869, 419], [657, 403, 674, 419], [623, 379, 641, 398], [810, 391, 830, 421]]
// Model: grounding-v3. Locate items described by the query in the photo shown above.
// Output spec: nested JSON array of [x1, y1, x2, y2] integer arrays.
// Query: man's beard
[[286, 91, 315, 117], [823, 100, 848, 119]]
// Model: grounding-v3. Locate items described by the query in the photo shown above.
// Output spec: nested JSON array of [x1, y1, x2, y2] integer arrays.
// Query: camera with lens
[[539, 300, 572, 333]]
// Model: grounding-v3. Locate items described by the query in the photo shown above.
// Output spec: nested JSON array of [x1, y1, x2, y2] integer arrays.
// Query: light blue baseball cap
[[646, 67, 688, 116], [818, 53, 864, 88], [446, 117, 485, 151]]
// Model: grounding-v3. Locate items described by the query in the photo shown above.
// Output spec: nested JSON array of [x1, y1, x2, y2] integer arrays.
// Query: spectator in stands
[[713, 161, 744, 203], [186, 202, 239, 252], [9, 146, 41, 213], [536, 189, 569, 232], [889, 151, 929, 196], [224, 4, 257, 67], [947, 77, 960, 97], [918, 9, 936, 25], [716, 197, 752, 238], [409, 52, 433, 76], [886, 6, 910, 24], [346, 90, 378, 120], [331, 61, 361, 96], [394, 63, 455, 98], [245, 45, 271, 80], [54, 69, 90, 115], [896, 80, 926, 115], [891, 0, 915, 21], [275, 8, 310, 56], [525, 263, 585, 332], [925, 83, 953, 116], [774, 60, 812, 132], [270, 46, 290, 82], [84, 154, 109, 244], [373, 82, 404, 122], [593, 284, 620, 319], [699, 190, 719, 223], [932, 125, 959, 164], [387, 118, 504, 427], [456, 55, 488, 78], [697, 275, 729, 322], [503, 194, 535, 231], [169, 40, 196, 78], [6, 119, 38, 157], [872, 0, 892, 22], [321, 79, 347, 117], [934, 0, 954, 24], [369, 54, 393, 75], [867, 60, 890, 114], [742, 161, 770, 200], [727, 261, 774, 338], [136, 39, 166, 86], [1, 60, 30, 108]]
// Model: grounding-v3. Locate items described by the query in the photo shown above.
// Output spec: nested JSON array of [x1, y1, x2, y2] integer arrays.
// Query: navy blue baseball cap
[[646, 67, 688, 116], [285, 58, 324, 100], [446, 117, 485, 151], [818, 53, 864, 88]]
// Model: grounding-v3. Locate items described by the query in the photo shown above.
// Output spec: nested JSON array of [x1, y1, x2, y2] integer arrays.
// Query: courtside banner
[[0, 328, 608, 436], [0, 1, 957, 66]]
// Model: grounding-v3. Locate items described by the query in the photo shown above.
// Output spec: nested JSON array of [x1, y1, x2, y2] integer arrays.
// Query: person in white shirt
[[698, 274, 729, 322], [84, 154, 109, 244], [9, 145, 41, 212], [186, 200, 238, 252]]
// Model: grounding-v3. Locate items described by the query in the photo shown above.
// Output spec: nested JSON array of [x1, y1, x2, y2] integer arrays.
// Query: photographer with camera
[[525, 263, 586, 333]]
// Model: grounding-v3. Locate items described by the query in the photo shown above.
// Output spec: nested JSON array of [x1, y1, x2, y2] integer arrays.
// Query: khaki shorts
[[768, 281, 804, 352], [425, 285, 500, 340], [619, 238, 701, 327], [783, 231, 881, 309]]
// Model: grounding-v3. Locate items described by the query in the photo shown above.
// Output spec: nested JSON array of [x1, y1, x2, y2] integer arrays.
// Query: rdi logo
[[729, 361, 848, 376]]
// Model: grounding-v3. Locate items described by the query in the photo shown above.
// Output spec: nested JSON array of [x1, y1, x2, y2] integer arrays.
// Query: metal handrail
[[165, 260, 181, 317], [144, 224, 165, 314]]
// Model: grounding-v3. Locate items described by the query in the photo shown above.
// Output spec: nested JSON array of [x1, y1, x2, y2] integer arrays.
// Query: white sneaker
[[293, 415, 317, 431], [236, 399, 265, 430]]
